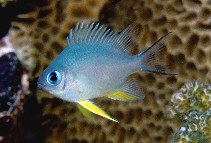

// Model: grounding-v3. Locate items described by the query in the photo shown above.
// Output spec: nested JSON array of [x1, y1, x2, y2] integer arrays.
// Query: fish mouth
[[37, 83, 49, 94], [37, 83, 42, 88], [37, 76, 46, 89], [37, 80, 45, 89]]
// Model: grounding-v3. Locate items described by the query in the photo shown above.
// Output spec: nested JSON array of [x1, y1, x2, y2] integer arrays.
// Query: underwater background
[[0, 0, 210, 143]]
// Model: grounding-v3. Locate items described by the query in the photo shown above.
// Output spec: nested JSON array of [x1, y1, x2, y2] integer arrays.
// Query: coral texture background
[[7, 0, 211, 142]]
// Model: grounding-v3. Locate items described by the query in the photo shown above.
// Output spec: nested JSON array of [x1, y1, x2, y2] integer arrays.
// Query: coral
[[166, 81, 211, 120], [7, 0, 211, 143], [169, 110, 211, 143], [166, 81, 211, 143], [0, 37, 30, 143]]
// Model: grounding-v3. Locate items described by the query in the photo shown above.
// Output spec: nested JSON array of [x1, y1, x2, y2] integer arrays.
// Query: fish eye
[[47, 71, 62, 85]]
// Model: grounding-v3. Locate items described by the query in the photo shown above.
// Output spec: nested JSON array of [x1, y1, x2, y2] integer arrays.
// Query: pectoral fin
[[77, 104, 95, 121], [77, 100, 118, 123], [108, 78, 145, 102]]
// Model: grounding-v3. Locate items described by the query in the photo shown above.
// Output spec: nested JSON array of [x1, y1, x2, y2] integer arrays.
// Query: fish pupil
[[49, 72, 57, 82]]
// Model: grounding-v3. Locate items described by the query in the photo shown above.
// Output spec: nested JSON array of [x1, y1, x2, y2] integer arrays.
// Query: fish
[[37, 21, 176, 122]]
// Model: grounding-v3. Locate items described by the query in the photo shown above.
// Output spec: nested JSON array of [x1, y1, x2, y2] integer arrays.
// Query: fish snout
[[37, 75, 46, 89]]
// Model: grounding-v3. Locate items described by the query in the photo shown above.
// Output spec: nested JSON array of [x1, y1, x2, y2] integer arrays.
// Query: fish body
[[37, 21, 175, 122], [39, 42, 136, 101]]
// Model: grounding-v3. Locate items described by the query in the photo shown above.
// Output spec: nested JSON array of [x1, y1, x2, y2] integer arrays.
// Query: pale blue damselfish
[[37, 21, 175, 122]]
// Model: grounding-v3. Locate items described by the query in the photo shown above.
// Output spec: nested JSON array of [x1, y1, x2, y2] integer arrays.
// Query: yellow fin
[[77, 100, 118, 123], [107, 90, 141, 101], [109, 77, 145, 101], [77, 104, 95, 121]]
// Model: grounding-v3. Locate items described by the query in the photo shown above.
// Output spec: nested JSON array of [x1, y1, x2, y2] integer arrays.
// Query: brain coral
[[8, 0, 211, 143]]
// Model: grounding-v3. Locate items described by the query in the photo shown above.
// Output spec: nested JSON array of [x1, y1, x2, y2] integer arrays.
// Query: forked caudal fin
[[138, 33, 177, 75]]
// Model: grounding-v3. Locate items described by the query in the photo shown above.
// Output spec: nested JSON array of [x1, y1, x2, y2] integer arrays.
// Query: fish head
[[37, 65, 66, 95], [37, 64, 86, 102]]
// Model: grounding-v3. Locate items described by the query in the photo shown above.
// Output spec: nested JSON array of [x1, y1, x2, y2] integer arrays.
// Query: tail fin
[[138, 33, 177, 75]]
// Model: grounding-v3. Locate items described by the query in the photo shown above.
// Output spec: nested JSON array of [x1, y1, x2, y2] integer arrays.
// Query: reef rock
[[0, 37, 30, 143], [167, 81, 211, 143]]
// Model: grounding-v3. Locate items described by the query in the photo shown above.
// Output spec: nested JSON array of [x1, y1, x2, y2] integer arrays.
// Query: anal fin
[[108, 90, 141, 101], [77, 100, 118, 123], [108, 77, 145, 102]]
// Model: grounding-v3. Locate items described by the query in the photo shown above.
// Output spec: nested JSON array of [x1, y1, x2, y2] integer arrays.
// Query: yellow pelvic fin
[[77, 100, 118, 123], [77, 104, 95, 121], [107, 90, 140, 101]]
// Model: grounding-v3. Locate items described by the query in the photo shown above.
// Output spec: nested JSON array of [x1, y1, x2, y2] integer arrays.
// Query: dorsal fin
[[66, 21, 138, 54]]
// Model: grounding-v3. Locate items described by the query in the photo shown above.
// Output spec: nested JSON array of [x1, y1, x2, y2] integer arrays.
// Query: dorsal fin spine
[[70, 29, 75, 43], [95, 25, 105, 42], [92, 23, 102, 41], [82, 22, 87, 44], [68, 29, 72, 42], [116, 25, 134, 51], [93, 25, 104, 41], [117, 25, 132, 45], [104, 31, 113, 43], [114, 35, 123, 47], [88, 23, 98, 42], [86, 22, 94, 42], [74, 22, 79, 43], [99, 28, 111, 43], [125, 40, 132, 48], [82, 21, 90, 44], [118, 32, 128, 44], [125, 40, 131, 48], [107, 33, 113, 43], [68, 29, 71, 43], [66, 36, 69, 45], [108, 34, 116, 43], [78, 21, 84, 43], [117, 29, 127, 42], [124, 37, 132, 46]]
